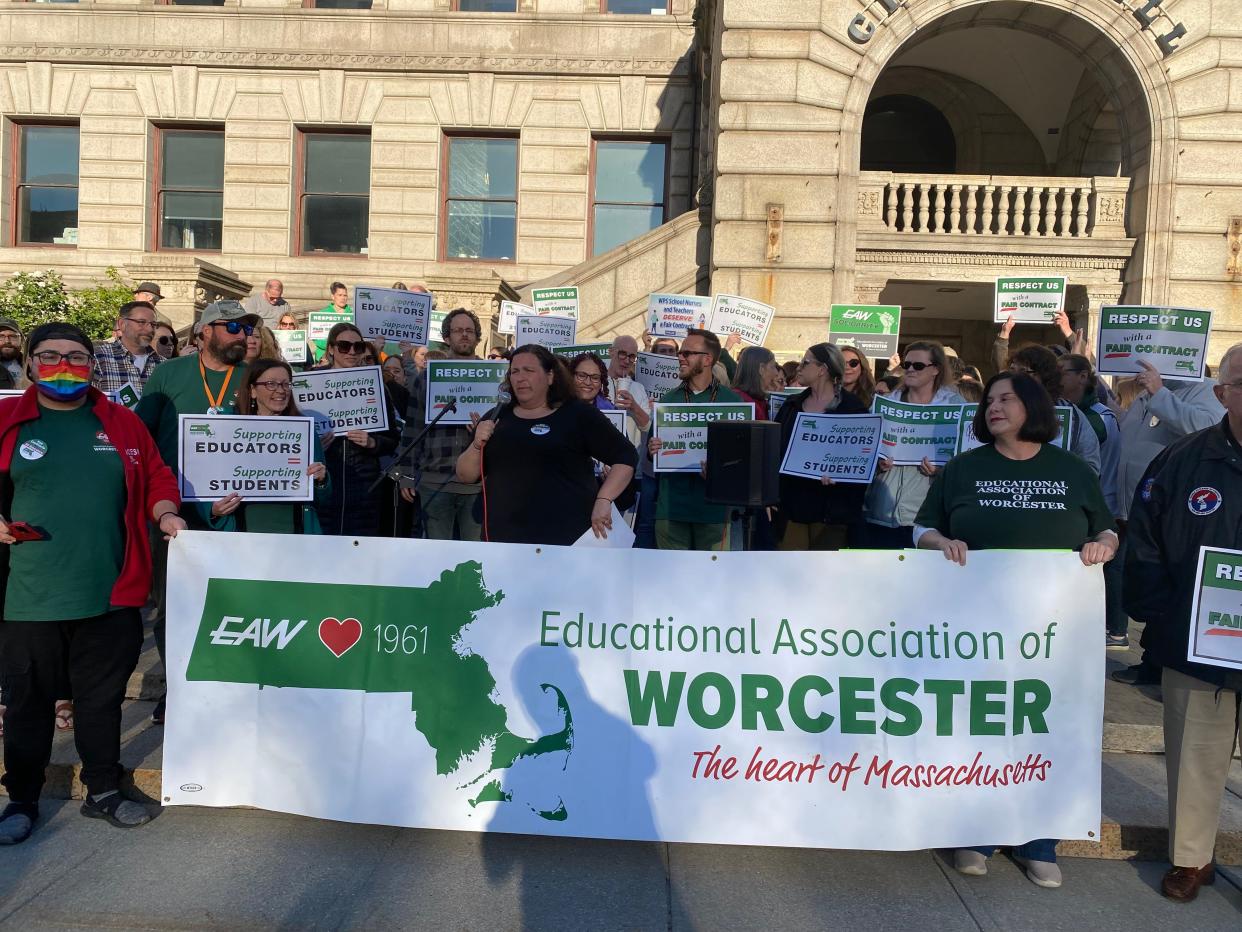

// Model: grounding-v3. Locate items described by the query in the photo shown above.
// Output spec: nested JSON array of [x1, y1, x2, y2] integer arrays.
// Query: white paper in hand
[[573, 505, 634, 548]]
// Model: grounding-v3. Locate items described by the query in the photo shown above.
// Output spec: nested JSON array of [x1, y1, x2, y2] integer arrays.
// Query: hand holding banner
[[177, 414, 314, 502], [778, 413, 882, 483], [1095, 305, 1212, 381]]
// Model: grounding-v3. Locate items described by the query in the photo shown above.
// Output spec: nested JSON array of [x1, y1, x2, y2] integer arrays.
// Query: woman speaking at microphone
[[455, 344, 637, 545]]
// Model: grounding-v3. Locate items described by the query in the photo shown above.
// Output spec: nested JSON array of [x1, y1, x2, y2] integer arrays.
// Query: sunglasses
[[677, 350, 710, 359], [211, 320, 255, 336], [845, 358, 861, 368], [156, 336, 175, 347], [899, 360, 934, 372], [333, 340, 368, 355]]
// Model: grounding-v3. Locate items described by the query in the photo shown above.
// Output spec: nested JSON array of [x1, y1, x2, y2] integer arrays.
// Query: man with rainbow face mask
[[0, 322, 186, 845]]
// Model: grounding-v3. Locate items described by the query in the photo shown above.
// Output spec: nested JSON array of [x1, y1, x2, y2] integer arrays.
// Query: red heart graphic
[[319, 617, 362, 658]]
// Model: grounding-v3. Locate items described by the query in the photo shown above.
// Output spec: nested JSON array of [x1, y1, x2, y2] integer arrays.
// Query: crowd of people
[[0, 279, 1238, 907]]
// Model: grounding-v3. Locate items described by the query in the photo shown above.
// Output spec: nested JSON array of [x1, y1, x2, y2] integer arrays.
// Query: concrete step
[[125, 637, 165, 701]]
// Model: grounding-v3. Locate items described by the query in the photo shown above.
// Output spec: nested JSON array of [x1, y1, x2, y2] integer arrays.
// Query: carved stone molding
[[857, 250, 1130, 272]]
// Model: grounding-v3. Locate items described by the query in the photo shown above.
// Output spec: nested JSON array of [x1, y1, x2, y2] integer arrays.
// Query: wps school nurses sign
[[653, 402, 755, 473], [353, 286, 432, 346], [648, 293, 711, 338], [873, 396, 961, 465], [164, 536, 1105, 851], [1188, 547, 1242, 673], [424, 360, 508, 426], [779, 413, 881, 483], [177, 415, 313, 503], [514, 314, 577, 349], [291, 366, 389, 435], [709, 295, 775, 346], [1095, 306, 1212, 381]]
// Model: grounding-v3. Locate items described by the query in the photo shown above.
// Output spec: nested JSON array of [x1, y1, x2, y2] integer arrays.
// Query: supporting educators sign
[[873, 397, 961, 465], [1095, 306, 1212, 381], [653, 402, 755, 473], [778, 413, 881, 483], [177, 415, 313, 502], [514, 314, 577, 349], [164, 535, 1104, 850], [829, 305, 901, 359], [291, 366, 389, 435], [1188, 547, 1242, 673], [424, 360, 508, 426], [709, 295, 775, 346], [353, 286, 432, 346], [634, 352, 682, 398]]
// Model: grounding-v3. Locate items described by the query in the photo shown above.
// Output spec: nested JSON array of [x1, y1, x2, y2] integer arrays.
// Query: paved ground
[[1, 803, 1240, 931]]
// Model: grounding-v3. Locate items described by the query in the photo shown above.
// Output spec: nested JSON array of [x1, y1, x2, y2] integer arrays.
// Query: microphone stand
[[367, 396, 459, 496]]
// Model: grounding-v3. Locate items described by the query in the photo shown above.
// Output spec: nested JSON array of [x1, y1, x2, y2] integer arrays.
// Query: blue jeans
[[970, 838, 1058, 863], [634, 474, 658, 549]]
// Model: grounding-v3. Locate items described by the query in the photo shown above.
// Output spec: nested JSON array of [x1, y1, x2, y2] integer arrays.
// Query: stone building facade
[[0, 0, 1239, 365]]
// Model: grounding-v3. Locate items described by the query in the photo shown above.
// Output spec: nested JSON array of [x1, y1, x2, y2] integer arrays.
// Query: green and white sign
[[309, 310, 354, 361], [634, 352, 682, 399], [767, 388, 803, 420], [778, 413, 882, 483], [515, 314, 577, 349], [1188, 547, 1242, 672], [653, 402, 754, 473], [1095, 305, 1212, 381], [955, 404, 1074, 456], [708, 294, 775, 346], [176, 414, 314, 503], [648, 293, 711, 339], [274, 329, 308, 365], [112, 381, 141, 409], [165, 535, 1105, 849], [829, 305, 902, 359], [873, 396, 962, 466], [532, 286, 580, 319], [423, 359, 508, 426], [552, 343, 612, 362], [994, 276, 1066, 324], [353, 286, 432, 346], [290, 366, 389, 436], [498, 301, 531, 336]]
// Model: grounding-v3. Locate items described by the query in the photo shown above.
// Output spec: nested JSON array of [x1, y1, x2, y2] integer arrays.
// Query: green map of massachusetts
[[185, 562, 573, 818]]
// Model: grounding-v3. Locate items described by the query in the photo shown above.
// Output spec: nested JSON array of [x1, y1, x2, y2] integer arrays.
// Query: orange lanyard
[[199, 357, 235, 413]]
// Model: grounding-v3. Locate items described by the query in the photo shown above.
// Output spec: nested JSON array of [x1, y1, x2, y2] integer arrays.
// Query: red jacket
[[0, 386, 180, 609]]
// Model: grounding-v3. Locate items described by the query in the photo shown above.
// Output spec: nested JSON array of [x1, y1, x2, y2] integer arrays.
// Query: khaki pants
[[655, 519, 726, 552], [779, 521, 848, 551], [1163, 667, 1242, 867]]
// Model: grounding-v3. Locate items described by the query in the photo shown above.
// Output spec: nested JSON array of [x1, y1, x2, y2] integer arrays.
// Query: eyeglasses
[[899, 360, 934, 372], [447, 327, 477, 337], [1220, 380, 1242, 390], [156, 336, 175, 347], [613, 350, 636, 361], [33, 350, 92, 366], [677, 350, 710, 359], [333, 340, 368, 355], [210, 320, 255, 336], [124, 318, 156, 329], [573, 372, 602, 385], [254, 380, 292, 392], [0, 332, 20, 342], [797, 359, 821, 369]]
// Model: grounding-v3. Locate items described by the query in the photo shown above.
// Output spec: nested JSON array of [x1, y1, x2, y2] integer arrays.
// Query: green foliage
[[0, 267, 134, 342]]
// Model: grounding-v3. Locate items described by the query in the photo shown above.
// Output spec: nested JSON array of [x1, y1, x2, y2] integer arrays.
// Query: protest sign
[[708, 294, 775, 346], [353, 286, 432, 346], [274, 329, 308, 364], [1095, 306, 1212, 381], [873, 396, 961, 466], [498, 301, 531, 336], [1188, 547, 1242, 673], [423, 359, 508, 426], [829, 305, 902, 359], [165, 536, 1104, 850], [514, 314, 577, 349], [778, 413, 881, 483], [653, 402, 755, 473], [955, 404, 1075, 456], [648, 293, 712, 339], [291, 366, 389, 435], [309, 310, 353, 360], [112, 382, 141, 409], [552, 343, 612, 363], [994, 276, 1067, 324], [634, 352, 682, 399], [429, 309, 448, 347], [532, 286, 580, 319], [767, 388, 803, 421], [176, 414, 313, 503]]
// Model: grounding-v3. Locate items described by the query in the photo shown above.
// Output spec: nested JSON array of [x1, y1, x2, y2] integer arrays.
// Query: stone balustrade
[[857, 172, 1131, 239]]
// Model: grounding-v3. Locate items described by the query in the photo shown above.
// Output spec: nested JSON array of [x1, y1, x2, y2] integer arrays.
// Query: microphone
[[480, 390, 512, 424]]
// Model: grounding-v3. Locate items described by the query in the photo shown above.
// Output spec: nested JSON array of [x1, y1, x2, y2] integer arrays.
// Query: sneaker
[[1014, 855, 1062, 888], [151, 695, 166, 726], [1110, 662, 1160, 685], [80, 791, 157, 829], [0, 802, 37, 845], [1106, 634, 1129, 651], [954, 849, 988, 876]]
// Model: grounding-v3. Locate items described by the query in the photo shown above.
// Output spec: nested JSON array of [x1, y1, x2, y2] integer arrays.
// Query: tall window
[[591, 139, 666, 255], [455, 0, 517, 10], [157, 128, 224, 251], [444, 136, 517, 262], [603, 0, 667, 12], [299, 131, 370, 255], [15, 124, 79, 246]]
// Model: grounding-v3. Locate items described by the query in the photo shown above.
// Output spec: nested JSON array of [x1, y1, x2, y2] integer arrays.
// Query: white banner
[[648, 293, 711, 339], [653, 402, 755, 473], [164, 535, 1104, 850], [514, 314, 577, 349], [709, 294, 775, 346], [274, 329, 308, 364], [353, 286, 432, 346], [291, 366, 389, 436], [423, 359, 508, 426], [531, 286, 580, 319], [634, 352, 682, 400], [778, 413, 881, 483], [176, 415, 313, 502], [498, 301, 531, 336]]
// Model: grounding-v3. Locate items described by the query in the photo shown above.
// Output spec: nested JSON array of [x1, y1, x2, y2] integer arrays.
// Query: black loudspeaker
[[705, 421, 782, 508]]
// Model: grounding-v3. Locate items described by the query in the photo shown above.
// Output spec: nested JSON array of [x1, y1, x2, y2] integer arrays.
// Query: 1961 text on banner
[[164, 535, 1104, 850]]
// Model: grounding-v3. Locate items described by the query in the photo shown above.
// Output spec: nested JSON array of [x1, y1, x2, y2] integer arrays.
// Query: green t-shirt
[[136, 354, 245, 476], [656, 381, 743, 525], [915, 443, 1114, 550], [6, 404, 127, 621]]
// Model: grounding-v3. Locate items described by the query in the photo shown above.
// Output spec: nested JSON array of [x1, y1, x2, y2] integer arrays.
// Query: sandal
[[54, 700, 74, 731]]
